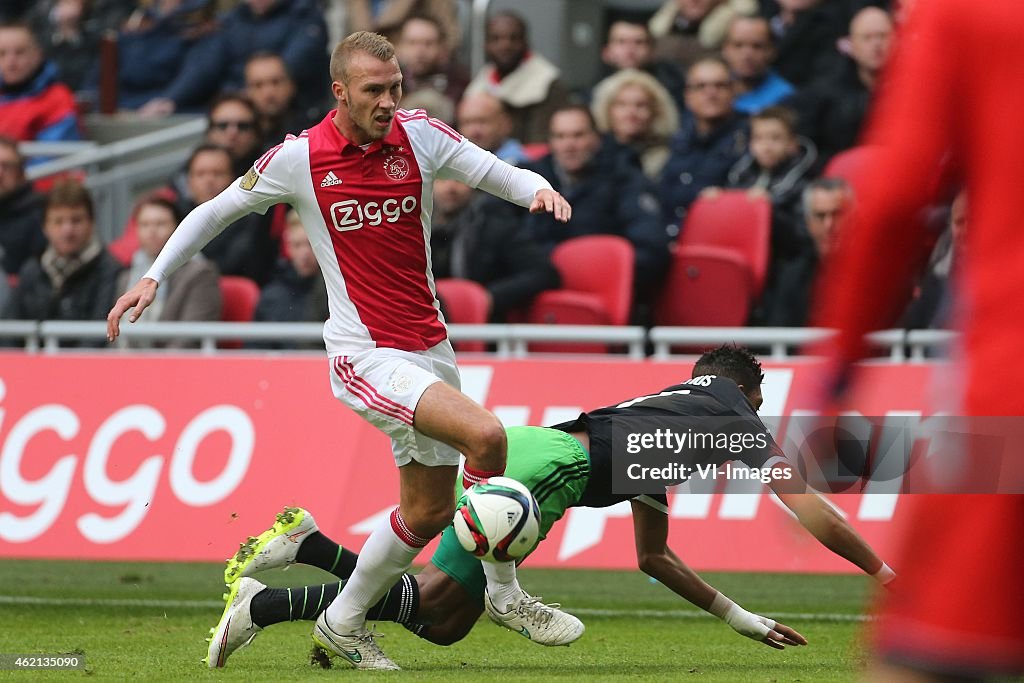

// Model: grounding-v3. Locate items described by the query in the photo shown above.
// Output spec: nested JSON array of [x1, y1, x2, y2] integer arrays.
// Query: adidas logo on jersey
[[320, 171, 343, 187]]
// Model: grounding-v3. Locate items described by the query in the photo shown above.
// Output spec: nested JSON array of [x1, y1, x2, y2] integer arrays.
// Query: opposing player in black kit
[[207, 346, 894, 665]]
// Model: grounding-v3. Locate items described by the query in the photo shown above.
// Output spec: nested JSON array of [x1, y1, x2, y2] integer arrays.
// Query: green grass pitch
[[0, 559, 875, 681]]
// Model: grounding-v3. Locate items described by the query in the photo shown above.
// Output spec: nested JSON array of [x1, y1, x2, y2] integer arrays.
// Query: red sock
[[463, 465, 505, 488]]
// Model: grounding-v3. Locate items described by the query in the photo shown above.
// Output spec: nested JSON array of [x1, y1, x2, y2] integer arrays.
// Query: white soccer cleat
[[484, 589, 585, 646], [205, 577, 265, 668], [311, 613, 400, 670], [224, 507, 318, 585]]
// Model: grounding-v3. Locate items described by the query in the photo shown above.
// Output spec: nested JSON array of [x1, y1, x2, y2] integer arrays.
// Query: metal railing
[[0, 320, 955, 360]]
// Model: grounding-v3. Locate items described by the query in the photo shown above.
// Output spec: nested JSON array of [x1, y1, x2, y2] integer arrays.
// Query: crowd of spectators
[[1, 0, 961, 343]]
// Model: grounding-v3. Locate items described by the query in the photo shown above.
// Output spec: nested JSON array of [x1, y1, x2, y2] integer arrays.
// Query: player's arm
[[436, 133, 571, 222], [107, 159, 293, 340], [768, 470, 895, 586], [630, 499, 807, 650]]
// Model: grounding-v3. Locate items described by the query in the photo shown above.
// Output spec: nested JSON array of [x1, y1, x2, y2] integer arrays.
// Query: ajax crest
[[384, 156, 410, 181]]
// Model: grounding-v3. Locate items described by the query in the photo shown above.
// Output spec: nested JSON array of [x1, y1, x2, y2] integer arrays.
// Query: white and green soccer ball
[[453, 476, 541, 563]]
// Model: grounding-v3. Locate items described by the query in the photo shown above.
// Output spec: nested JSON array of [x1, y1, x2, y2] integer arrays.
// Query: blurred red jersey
[[814, 1, 1024, 676]]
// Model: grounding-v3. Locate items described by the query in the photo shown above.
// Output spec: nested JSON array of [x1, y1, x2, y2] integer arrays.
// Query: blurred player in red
[[813, 1, 1024, 680]]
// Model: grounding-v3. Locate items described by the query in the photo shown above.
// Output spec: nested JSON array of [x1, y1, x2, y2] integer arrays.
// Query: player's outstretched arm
[[771, 478, 895, 586], [630, 500, 807, 649], [107, 277, 159, 342]]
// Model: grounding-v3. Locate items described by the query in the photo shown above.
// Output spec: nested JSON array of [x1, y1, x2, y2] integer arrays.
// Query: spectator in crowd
[[432, 179, 559, 322], [902, 191, 966, 331], [464, 11, 571, 144], [0, 136, 46, 274], [174, 143, 278, 285], [5, 179, 122, 330], [596, 20, 685, 110], [395, 14, 467, 121], [216, 0, 329, 112], [26, 0, 132, 96], [455, 92, 528, 166], [721, 15, 794, 114], [659, 57, 748, 237], [203, 93, 264, 178], [761, 0, 850, 87], [790, 6, 893, 163], [648, 0, 758, 67], [723, 105, 815, 260], [591, 69, 679, 181], [0, 21, 80, 143], [341, 0, 460, 53], [116, 194, 221, 347], [250, 209, 327, 348], [524, 105, 669, 301], [244, 51, 322, 150], [115, 0, 222, 116], [751, 176, 850, 327]]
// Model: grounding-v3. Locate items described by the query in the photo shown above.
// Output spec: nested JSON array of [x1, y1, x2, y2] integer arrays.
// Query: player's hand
[[761, 619, 808, 650], [107, 278, 159, 342], [530, 189, 571, 223]]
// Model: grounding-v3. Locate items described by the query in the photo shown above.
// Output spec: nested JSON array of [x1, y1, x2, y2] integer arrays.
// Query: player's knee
[[424, 617, 474, 646], [464, 417, 507, 464], [403, 498, 456, 538]]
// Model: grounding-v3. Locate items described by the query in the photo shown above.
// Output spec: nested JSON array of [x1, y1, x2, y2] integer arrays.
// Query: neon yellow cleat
[[223, 507, 318, 585]]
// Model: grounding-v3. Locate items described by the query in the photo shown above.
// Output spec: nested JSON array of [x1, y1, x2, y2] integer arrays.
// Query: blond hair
[[590, 69, 679, 142], [330, 31, 396, 82]]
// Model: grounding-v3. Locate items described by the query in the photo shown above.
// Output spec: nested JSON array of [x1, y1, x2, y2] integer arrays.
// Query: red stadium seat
[[435, 278, 489, 352], [677, 190, 771, 297], [823, 145, 881, 192], [527, 235, 634, 352], [655, 245, 754, 327], [218, 275, 260, 349]]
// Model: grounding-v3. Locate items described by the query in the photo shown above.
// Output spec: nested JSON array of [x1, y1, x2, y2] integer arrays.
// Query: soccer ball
[[453, 476, 541, 563]]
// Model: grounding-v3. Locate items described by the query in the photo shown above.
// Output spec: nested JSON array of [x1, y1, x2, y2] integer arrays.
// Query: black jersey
[[550, 375, 783, 510]]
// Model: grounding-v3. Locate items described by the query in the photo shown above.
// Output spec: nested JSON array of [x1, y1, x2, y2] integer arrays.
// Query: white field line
[[0, 594, 869, 622]]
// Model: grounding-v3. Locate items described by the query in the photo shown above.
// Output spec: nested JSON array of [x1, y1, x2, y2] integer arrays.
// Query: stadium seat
[[655, 245, 754, 327], [435, 278, 489, 352], [676, 190, 771, 298], [527, 235, 634, 352], [823, 145, 880, 192], [218, 275, 260, 349]]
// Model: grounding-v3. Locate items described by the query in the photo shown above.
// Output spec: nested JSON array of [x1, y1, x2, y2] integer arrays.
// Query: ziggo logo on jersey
[[330, 196, 418, 231], [0, 395, 254, 544]]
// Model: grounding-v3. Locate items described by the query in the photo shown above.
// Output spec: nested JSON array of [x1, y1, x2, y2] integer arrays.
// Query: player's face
[[609, 84, 655, 143], [44, 205, 93, 258], [722, 19, 773, 80], [750, 118, 797, 171], [245, 57, 295, 119], [549, 110, 600, 176], [335, 53, 403, 144], [746, 385, 764, 411], [136, 203, 177, 259], [603, 23, 651, 69]]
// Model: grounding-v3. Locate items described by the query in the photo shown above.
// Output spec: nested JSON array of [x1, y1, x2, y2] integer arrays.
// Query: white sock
[[324, 508, 428, 635], [483, 560, 522, 612]]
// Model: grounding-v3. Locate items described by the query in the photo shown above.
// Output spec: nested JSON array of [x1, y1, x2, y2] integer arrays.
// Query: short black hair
[[692, 344, 763, 390]]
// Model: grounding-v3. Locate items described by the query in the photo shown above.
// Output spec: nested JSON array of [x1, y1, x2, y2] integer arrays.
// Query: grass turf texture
[[0, 559, 874, 681]]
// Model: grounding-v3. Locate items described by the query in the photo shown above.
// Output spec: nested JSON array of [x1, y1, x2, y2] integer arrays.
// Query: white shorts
[[328, 340, 462, 467]]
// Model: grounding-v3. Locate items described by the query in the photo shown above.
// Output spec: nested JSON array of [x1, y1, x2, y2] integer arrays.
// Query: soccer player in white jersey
[[107, 31, 576, 670]]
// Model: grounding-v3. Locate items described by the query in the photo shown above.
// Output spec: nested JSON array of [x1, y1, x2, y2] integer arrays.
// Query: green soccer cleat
[[204, 577, 265, 668], [223, 507, 318, 585]]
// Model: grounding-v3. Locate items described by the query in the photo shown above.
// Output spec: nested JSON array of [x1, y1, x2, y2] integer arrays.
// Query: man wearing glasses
[[658, 57, 748, 237]]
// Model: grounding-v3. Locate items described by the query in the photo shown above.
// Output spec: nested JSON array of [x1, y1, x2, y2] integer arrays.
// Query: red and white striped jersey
[[146, 109, 550, 355]]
